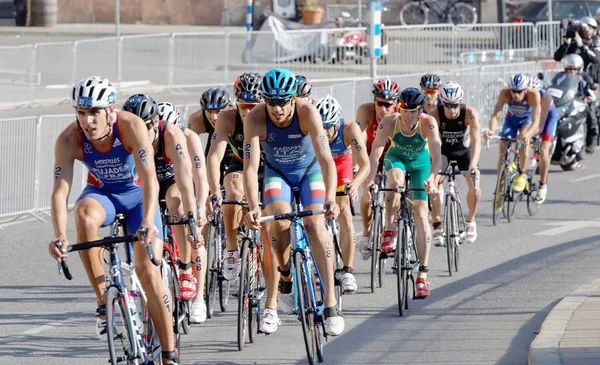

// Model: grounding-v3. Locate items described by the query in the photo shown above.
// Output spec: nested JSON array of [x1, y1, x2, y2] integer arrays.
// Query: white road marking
[[570, 173, 600, 183], [535, 220, 600, 236], [20, 322, 61, 335]]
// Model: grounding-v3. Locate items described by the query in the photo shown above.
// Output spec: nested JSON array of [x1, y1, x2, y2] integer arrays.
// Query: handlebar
[[259, 209, 324, 223], [335, 184, 356, 216]]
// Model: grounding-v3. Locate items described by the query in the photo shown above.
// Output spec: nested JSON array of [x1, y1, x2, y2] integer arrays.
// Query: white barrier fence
[[0, 22, 562, 107], [0, 61, 562, 226]]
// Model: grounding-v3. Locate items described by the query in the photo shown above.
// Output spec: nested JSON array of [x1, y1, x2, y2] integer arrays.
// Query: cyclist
[[314, 94, 370, 294], [356, 79, 399, 259], [296, 75, 315, 103], [527, 77, 557, 203], [158, 102, 210, 322], [48, 77, 179, 364], [427, 82, 481, 245], [420, 73, 443, 114], [364, 87, 441, 299], [243, 68, 345, 336], [484, 73, 541, 195]]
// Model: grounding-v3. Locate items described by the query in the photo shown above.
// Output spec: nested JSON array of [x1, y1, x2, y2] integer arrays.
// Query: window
[[551, 2, 587, 19]]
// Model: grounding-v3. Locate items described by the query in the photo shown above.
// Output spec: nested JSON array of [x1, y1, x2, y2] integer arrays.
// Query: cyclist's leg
[[408, 161, 432, 297], [518, 119, 533, 172], [459, 151, 479, 242], [334, 154, 356, 281], [223, 159, 245, 281], [430, 155, 448, 246], [299, 171, 345, 336], [498, 117, 519, 171], [163, 180, 197, 301], [538, 108, 557, 202], [382, 152, 407, 253], [122, 189, 175, 359], [191, 230, 207, 317], [74, 187, 115, 326]]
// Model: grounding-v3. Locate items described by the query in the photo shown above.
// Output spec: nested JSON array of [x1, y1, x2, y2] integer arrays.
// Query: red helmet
[[372, 79, 400, 100]]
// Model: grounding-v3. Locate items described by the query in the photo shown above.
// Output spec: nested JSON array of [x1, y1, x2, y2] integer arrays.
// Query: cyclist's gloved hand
[[49, 237, 68, 262], [245, 210, 262, 230], [324, 201, 339, 221]]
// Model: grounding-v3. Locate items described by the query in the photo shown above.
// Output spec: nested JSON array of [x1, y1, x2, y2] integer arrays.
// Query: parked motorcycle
[[328, 12, 388, 65]]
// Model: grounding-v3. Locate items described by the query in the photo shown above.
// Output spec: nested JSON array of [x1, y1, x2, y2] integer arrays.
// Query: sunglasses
[[375, 100, 395, 108], [510, 89, 525, 95], [422, 88, 439, 95], [443, 103, 460, 109], [265, 98, 292, 107], [237, 102, 258, 111], [398, 102, 422, 111], [565, 67, 579, 72]]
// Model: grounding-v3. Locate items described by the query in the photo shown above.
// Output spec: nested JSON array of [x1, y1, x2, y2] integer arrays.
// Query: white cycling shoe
[[223, 250, 240, 281], [341, 272, 357, 294], [190, 301, 207, 323], [324, 307, 345, 336], [260, 308, 281, 334]]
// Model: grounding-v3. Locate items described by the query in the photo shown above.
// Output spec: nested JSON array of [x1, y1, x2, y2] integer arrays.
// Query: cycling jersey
[[260, 108, 323, 207], [539, 89, 558, 142], [383, 116, 430, 201], [155, 120, 176, 201], [228, 111, 245, 162], [438, 104, 469, 156], [329, 118, 353, 191], [78, 115, 163, 238], [501, 93, 533, 139]]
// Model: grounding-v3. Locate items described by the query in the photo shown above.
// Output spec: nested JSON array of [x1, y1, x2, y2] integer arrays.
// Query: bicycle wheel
[[452, 200, 460, 273], [219, 245, 231, 313], [449, 2, 477, 26], [444, 197, 453, 276], [399, 2, 428, 25], [492, 165, 507, 226], [206, 223, 219, 319], [331, 225, 343, 311], [378, 248, 386, 288], [237, 239, 251, 351], [369, 206, 382, 293], [294, 251, 318, 365], [527, 184, 542, 216], [166, 263, 181, 353], [181, 301, 190, 334], [249, 243, 263, 344], [105, 286, 138, 365], [395, 225, 404, 316]]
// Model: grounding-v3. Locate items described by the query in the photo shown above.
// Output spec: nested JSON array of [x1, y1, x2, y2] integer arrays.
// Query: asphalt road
[[1, 145, 600, 364]]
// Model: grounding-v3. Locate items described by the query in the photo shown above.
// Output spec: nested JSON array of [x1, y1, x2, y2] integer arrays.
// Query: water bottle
[[527, 154, 538, 172]]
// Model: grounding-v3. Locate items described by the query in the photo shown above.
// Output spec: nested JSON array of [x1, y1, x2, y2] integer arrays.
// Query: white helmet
[[314, 94, 342, 129], [440, 81, 464, 104], [529, 76, 542, 91], [157, 102, 183, 129], [508, 73, 529, 91], [71, 76, 116, 108], [563, 54, 584, 71]]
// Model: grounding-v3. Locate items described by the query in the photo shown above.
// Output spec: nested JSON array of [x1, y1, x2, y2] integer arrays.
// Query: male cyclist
[[296, 75, 315, 103], [243, 68, 345, 336], [427, 82, 481, 245], [48, 77, 179, 364], [364, 88, 441, 298], [420, 73, 443, 114], [356, 79, 399, 259], [157, 102, 210, 322], [484, 73, 541, 195], [314, 94, 370, 294]]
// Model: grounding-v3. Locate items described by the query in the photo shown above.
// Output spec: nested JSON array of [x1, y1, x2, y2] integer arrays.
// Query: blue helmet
[[508, 73, 529, 91], [261, 68, 297, 100]]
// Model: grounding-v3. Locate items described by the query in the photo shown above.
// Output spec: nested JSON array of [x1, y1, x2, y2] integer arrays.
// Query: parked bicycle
[[400, 0, 477, 27]]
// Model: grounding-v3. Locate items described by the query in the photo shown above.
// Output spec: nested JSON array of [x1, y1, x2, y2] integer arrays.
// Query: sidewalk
[[529, 278, 600, 365], [0, 23, 246, 36]]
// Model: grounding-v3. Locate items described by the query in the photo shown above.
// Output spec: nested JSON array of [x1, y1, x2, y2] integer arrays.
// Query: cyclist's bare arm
[[206, 109, 235, 195], [163, 123, 196, 220], [487, 90, 510, 136], [242, 104, 265, 214], [466, 106, 482, 168], [187, 110, 206, 135], [355, 102, 371, 143], [344, 120, 370, 187], [51, 124, 80, 240], [298, 99, 337, 203], [183, 129, 208, 215], [119, 111, 160, 227], [366, 113, 395, 185], [421, 114, 442, 178], [525, 89, 542, 138]]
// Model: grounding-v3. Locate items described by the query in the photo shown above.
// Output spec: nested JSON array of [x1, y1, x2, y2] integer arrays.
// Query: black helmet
[[398, 88, 425, 110], [234, 73, 262, 102], [295, 75, 312, 97], [122, 94, 158, 123], [201, 87, 231, 111], [420, 73, 442, 89]]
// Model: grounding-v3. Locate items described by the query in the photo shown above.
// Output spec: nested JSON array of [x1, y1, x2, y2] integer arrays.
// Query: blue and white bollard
[[368, 0, 383, 78]]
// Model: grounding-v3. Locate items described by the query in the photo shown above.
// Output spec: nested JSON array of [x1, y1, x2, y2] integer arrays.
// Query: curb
[[528, 277, 600, 365]]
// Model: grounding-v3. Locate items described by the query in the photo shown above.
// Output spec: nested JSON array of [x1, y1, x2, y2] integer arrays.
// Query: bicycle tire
[[332, 226, 343, 312], [527, 185, 542, 216], [492, 164, 507, 226], [237, 239, 250, 351], [395, 225, 404, 316], [106, 286, 138, 365], [369, 206, 382, 293], [167, 263, 181, 354], [399, 2, 429, 26], [506, 170, 516, 223], [219, 245, 231, 313], [403, 222, 411, 311], [449, 2, 477, 26], [206, 223, 219, 319], [452, 200, 460, 273], [249, 243, 262, 344], [295, 251, 318, 365], [444, 197, 453, 276], [181, 301, 190, 334], [378, 249, 386, 288]]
